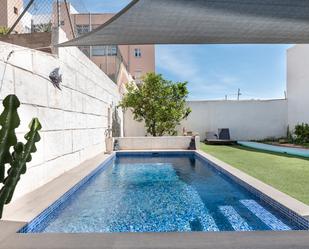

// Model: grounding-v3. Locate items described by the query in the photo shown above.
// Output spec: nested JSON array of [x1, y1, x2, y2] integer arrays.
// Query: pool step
[[219, 206, 252, 231], [240, 200, 291, 231]]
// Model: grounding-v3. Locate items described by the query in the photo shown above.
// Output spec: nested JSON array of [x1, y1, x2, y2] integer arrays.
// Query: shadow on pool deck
[[1, 231, 309, 249]]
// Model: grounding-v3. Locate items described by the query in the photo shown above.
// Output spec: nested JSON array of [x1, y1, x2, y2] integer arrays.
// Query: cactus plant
[[0, 95, 41, 218], [0, 95, 20, 182]]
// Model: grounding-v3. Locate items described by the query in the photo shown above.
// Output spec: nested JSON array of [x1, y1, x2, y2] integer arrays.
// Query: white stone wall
[[124, 99, 288, 141], [287, 45, 309, 130], [0, 40, 121, 200]]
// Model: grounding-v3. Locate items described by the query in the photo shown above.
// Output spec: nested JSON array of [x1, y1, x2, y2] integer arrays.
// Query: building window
[[134, 48, 142, 58], [60, 20, 65, 26], [92, 45, 117, 56], [76, 25, 90, 37], [92, 46, 105, 56], [110, 46, 117, 56], [13, 7, 18, 15]]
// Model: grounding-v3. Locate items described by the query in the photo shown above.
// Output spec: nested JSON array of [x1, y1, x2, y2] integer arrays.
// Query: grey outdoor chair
[[218, 128, 231, 140]]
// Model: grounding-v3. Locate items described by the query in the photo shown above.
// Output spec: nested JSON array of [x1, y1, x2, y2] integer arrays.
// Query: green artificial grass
[[200, 143, 309, 205]]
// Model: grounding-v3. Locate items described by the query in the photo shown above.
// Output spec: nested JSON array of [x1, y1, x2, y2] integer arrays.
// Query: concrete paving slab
[[0, 221, 26, 243], [1, 231, 309, 249]]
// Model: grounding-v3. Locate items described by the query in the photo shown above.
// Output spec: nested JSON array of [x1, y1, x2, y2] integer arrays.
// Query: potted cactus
[[0, 95, 41, 219]]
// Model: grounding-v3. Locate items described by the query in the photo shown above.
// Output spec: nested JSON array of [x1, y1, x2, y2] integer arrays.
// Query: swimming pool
[[20, 152, 308, 233]]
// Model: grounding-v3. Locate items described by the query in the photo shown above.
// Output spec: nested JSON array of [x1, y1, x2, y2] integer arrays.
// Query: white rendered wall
[[182, 100, 287, 141], [287, 45, 309, 130], [123, 109, 146, 137], [0, 37, 121, 199], [124, 100, 287, 141]]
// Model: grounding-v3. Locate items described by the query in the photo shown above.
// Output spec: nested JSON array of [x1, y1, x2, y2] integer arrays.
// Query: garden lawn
[[200, 143, 309, 205]]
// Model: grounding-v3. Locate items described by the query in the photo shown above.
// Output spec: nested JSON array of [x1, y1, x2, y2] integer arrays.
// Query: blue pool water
[[23, 153, 305, 233]]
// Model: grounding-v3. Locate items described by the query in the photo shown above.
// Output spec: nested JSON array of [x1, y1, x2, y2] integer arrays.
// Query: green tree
[[119, 73, 191, 136], [0, 26, 9, 35], [33, 22, 52, 33]]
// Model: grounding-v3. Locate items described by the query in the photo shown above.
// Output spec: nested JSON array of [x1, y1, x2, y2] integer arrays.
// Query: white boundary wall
[[182, 100, 287, 141], [0, 31, 121, 200], [124, 99, 287, 141], [287, 45, 309, 129]]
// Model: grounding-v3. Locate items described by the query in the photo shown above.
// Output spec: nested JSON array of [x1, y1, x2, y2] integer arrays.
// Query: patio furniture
[[205, 129, 236, 145], [206, 132, 218, 140], [218, 128, 231, 140]]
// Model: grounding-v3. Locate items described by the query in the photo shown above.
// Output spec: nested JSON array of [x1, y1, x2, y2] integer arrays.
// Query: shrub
[[294, 123, 309, 144], [33, 22, 52, 33], [0, 26, 9, 35]]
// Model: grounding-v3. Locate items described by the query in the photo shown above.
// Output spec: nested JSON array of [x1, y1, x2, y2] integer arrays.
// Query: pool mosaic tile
[[219, 206, 252, 231], [240, 200, 291, 231]]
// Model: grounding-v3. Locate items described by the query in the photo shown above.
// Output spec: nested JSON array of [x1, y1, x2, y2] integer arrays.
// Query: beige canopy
[[58, 0, 309, 46]]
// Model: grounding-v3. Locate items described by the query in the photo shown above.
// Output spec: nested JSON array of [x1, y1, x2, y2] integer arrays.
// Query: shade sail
[[58, 0, 309, 46]]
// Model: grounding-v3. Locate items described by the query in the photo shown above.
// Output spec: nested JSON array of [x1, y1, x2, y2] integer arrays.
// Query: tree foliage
[[294, 123, 309, 144], [0, 26, 9, 35], [33, 22, 52, 33], [119, 73, 191, 136]]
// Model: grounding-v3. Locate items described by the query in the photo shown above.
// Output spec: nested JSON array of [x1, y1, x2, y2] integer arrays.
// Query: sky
[[75, 0, 292, 100]]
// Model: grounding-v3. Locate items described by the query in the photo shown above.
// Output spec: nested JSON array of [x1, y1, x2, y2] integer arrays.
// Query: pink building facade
[[58, 4, 155, 86], [0, 0, 23, 33]]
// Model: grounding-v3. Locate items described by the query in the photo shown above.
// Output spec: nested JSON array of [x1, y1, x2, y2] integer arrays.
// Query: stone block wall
[[0, 39, 121, 200]]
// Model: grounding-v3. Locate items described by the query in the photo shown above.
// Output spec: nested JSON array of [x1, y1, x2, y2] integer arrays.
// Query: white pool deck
[[1, 150, 309, 249]]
